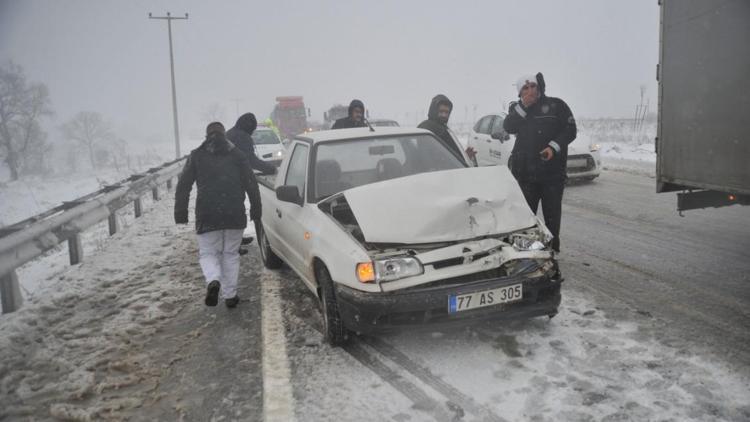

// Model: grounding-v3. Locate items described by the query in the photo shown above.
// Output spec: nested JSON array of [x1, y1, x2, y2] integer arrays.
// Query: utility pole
[[149, 12, 188, 158]]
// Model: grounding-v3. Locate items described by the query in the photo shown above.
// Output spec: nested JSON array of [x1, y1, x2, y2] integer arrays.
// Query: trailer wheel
[[258, 223, 283, 269], [316, 264, 348, 346]]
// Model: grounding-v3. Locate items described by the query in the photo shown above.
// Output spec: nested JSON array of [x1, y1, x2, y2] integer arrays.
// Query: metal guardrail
[[0, 157, 187, 314]]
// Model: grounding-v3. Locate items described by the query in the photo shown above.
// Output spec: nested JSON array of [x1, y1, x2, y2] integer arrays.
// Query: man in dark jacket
[[503, 73, 576, 252], [174, 122, 262, 308], [417, 94, 473, 166], [226, 112, 276, 175], [331, 99, 367, 129]]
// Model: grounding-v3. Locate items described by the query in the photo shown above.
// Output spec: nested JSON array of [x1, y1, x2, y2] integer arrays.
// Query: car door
[[487, 113, 513, 166], [470, 115, 495, 166], [272, 142, 312, 276]]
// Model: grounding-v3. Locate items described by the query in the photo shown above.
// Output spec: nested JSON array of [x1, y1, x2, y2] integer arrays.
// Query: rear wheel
[[316, 264, 348, 346], [258, 223, 283, 269]]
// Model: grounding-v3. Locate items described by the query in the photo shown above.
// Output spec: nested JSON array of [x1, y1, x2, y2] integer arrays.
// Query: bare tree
[[0, 62, 53, 181], [61, 111, 114, 170]]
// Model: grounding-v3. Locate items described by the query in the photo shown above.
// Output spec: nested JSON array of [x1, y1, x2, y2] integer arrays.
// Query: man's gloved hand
[[540, 146, 555, 161]]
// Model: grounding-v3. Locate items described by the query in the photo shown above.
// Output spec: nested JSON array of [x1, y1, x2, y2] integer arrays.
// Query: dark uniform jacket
[[503, 95, 576, 182], [331, 99, 367, 129], [226, 113, 276, 175], [174, 136, 261, 234], [418, 94, 467, 166]]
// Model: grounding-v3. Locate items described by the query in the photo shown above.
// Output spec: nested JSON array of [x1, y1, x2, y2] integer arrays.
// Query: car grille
[[567, 154, 595, 173]]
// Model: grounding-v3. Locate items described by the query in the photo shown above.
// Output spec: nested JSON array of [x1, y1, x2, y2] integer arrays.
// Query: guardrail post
[[1, 270, 23, 314], [108, 213, 118, 236], [166, 178, 173, 191], [134, 197, 142, 218], [152, 187, 160, 201], [68, 235, 83, 265]]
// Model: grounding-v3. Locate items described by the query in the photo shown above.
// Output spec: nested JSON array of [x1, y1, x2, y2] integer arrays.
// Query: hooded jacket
[[417, 95, 467, 165], [174, 134, 261, 234], [331, 99, 367, 129], [226, 113, 276, 175], [503, 75, 577, 183]]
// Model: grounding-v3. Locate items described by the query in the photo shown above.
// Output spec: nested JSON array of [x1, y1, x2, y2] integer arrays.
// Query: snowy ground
[[1, 170, 749, 421]]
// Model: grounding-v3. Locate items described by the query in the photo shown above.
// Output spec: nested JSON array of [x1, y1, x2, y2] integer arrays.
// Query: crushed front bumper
[[334, 270, 562, 334]]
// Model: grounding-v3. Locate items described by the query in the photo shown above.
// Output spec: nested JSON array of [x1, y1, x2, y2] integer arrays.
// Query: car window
[[473, 116, 488, 133], [477, 116, 494, 134], [284, 143, 309, 200], [252, 130, 281, 145], [314, 134, 464, 201], [489, 114, 506, 135]]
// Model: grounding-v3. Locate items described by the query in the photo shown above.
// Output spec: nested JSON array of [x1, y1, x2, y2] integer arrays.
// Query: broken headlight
[[511, 235, 545, 251], [374, 256, 423, 282]]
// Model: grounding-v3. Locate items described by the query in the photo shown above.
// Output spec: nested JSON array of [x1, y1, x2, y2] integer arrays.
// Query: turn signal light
[[356, 262, 375, 283], [729, 194, 736, 201]]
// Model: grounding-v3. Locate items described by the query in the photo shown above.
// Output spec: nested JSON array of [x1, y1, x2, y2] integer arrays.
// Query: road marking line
[[261, 275, 296, 422]]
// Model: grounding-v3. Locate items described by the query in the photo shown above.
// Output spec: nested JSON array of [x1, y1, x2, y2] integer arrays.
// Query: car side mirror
[[276, 185, 302, 206]]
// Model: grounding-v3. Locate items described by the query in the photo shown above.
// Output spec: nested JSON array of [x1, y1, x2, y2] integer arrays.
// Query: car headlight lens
[[511, 235, 545, 251], [275, 150, 283, 157], [374, 257, 423, 282], [589, 143, 600, 152]]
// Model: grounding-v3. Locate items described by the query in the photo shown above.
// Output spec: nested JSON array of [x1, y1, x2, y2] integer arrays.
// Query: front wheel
[[316, 264, 348, 346], [258, 222, 283, 269]]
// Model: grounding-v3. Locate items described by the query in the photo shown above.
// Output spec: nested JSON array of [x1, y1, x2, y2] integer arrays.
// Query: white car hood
[[256, 144, 283, 155], [343, 166, 537, 244]]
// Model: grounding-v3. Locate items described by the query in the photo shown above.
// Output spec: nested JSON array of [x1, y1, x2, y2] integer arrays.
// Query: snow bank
[[0, 199, 201, 420]]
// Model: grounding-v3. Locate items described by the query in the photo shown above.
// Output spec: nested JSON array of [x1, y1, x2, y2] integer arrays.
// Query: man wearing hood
[[331, 99, 367, 129], [226, 112, 276, 175], [503, 73, 576, 252], [174, 122, 262, 308], [417, 94, 473, 166]]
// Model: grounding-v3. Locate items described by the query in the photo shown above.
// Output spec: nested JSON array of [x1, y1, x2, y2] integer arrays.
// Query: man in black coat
[[503, 73, 577, 252], [417, 94, 473, 166], [174, 122, 262, 308], [226, 112, 276, 175], [331, 99, 367, 129]]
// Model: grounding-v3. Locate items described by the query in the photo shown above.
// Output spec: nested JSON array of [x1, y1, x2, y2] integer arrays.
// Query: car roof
[[294, 127, 432, 145]]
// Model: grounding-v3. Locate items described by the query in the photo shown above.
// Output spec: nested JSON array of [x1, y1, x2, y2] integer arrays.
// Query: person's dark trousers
[[518, 180, 565, 252]]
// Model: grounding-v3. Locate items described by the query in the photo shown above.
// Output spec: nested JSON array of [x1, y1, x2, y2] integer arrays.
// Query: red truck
[[271, 96, 309, 140]]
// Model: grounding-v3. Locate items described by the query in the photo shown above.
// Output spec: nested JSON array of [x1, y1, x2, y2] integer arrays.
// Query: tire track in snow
[[361, 336, 508, 422]]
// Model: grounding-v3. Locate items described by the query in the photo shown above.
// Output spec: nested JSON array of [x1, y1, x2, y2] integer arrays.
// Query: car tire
[[258, 223, 283, 269], [316, 264, 348, 346]]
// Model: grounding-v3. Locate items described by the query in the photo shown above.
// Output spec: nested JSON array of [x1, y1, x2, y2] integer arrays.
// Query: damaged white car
[[256, 127, 562, 345]]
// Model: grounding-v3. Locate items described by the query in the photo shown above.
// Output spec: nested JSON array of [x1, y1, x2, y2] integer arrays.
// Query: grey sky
[[0, 0, 659, 152]]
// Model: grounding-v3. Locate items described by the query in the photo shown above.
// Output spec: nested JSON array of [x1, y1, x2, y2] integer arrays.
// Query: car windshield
[[313, 134, 465, 201], [252, 130, 281, 145]]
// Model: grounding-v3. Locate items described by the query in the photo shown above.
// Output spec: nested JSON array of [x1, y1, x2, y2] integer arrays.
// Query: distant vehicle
[[255, 127, 562, 345], [368, 119, 400, 127], [251, 126, 285, 165], [271, 96, 310, 140], [468, 113, 600, 181], [656, 0, 749, 211]]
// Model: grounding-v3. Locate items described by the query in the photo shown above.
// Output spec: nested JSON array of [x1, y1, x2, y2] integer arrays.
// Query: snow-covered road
[[1, 169, 749, 421]]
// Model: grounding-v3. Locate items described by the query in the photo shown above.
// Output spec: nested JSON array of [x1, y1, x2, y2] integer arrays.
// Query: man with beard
[[174, 122, 262, 308], [331, 99, 367, 129], [417, 94, 475, 166], [503, 73, 576, 253]]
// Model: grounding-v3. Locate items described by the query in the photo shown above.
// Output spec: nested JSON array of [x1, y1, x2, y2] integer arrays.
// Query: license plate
[[567, 158, 587, 168], [448, 284, 522, 313]]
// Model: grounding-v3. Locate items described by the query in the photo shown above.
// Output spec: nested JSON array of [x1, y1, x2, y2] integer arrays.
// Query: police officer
[[504, 73, 576, 252]]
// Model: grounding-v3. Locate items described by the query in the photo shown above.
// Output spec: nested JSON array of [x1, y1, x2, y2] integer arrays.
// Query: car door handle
[[486, 139, 492, 143], [276, 209, 282, 218]]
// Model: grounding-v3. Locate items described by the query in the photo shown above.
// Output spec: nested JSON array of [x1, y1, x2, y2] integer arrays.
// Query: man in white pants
[[174, 121, 262, 308]]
